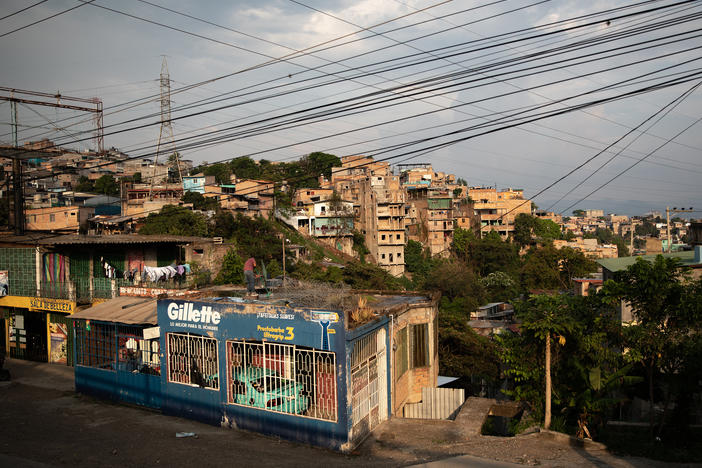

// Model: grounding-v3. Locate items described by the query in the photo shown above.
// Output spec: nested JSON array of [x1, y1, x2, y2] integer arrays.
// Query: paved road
[[1, 359, 683, 467], [1, 359, 523, 467]]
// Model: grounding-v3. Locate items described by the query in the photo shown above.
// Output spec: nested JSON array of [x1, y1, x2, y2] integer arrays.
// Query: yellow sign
[[0, 295, 75, 314], [257, 324, 295, 341]]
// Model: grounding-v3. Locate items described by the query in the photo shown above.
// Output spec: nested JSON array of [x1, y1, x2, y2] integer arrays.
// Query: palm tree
[[518, 294, 576, 429]]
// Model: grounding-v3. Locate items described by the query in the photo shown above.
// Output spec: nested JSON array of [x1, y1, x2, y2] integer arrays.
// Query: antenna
[[150, 56, 181, 200]]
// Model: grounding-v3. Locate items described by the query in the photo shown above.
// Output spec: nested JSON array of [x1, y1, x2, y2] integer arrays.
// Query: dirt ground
[[1, 361, 700, 467]]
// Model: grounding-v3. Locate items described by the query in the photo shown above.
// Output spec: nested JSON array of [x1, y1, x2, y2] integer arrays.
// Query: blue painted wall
[[157, 299, 353, 450], [75, 362, 162, 409]]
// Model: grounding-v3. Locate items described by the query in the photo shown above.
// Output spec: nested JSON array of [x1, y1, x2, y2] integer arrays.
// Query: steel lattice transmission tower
[[150, 57, 181, 199]]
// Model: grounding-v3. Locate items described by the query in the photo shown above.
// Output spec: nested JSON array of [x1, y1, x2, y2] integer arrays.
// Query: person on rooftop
[[244, 257, 257, 294]]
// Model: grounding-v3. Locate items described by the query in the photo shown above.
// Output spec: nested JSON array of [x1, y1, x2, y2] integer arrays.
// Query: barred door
[[350, 328, 386, 441]]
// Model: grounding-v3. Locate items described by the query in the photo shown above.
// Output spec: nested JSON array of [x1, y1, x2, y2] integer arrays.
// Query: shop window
[[75, 322, 116, 370], [410, 324, 429, 368], [394, 327, 408, 381], [167, 333, 219, 390], [226, 340, 337, 422], [117, 326, 160, 375]]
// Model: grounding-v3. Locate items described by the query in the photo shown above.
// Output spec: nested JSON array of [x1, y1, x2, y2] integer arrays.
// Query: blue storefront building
[[71, 292, 439, 451]]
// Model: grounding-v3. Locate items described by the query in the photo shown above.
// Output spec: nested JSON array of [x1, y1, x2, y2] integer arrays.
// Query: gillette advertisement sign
[[167, 302, 220, 331]]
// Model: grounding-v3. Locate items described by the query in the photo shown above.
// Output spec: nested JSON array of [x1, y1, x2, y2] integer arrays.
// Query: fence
[[403, 387, 465, 420]]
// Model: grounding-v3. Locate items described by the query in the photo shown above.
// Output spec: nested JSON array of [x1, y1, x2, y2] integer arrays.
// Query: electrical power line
[[0, 0, 50, 22], [0, 0, 95, 38]]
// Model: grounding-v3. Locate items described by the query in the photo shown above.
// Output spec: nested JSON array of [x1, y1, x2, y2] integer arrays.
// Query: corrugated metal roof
[[71, 296, 158, 325], [598, 250, 699, 273], [0, 234, 208, 245]]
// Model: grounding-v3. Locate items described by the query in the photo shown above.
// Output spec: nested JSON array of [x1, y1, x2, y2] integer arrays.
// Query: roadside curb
[[519, 429, 608, 451]]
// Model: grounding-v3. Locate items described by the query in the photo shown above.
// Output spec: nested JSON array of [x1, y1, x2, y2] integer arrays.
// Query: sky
[[1, 0, 701, 216]]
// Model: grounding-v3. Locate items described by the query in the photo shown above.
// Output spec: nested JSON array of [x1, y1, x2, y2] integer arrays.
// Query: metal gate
[[350, 328, 387, 441], [9, 311, 47, 362]]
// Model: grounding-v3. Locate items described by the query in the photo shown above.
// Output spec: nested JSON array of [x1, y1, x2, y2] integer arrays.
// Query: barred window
[[75, 322, 161, 374], [394, 326, 408, 381], [411, 323, 429, 368], [167, 333, 219, 390], [75, 322, 116, 370], [226, 340, 337, 422], [434, 314, 439, 358], [117, 325, 160, 375]]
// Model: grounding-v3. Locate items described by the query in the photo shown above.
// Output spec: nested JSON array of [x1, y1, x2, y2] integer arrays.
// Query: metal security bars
[[350, 329, 382, 441], [167, 333, 219, 389], [75, 322, 160, 374], [350, 331, 377, 368], [226, 340, 337, 422], [117, 325, 160, 375], [410, 323, 429, 368], [394, 326, 408, 381], [75, 322, 116, 370]]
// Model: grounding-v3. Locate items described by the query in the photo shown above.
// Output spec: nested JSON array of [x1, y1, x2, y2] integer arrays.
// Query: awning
[[70, 296, 158, 325]]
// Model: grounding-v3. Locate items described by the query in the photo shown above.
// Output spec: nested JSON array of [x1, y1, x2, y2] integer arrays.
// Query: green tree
[[266, 258, 282, 278], [94, 175, 119, 196], [306, 152, 341, 181], [480, 271, 519, 302], [74, 176, 94, 192], [182, 191, 219, 211], [351, 230, 369, 262], [452, 228, 520, 278], [214, 248, 245, 285], [521, 244, 596, 291], [404, 240, 434, 287], [513, 214, 562, 247], [423, 260, 485, 314], [229, 156, 261, 180], [438, 311, 500, 390], [572, 209, 586, 217], [341, 262, 401, 290], [635, 219, 659, 237], [203, 162, 232, 184], [605, 256, 702, 437], [139, 205, 208, 236], [517, 294, 578, 429], [513, 213, 538, 247]]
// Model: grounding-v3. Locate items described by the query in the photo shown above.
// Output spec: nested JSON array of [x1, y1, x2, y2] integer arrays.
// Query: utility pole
[[150, 57, 180, 200], [282, 236, 286, 285], [630, 223, 634, 255], [1, 87, 104, 234], [11, 97, 24, 235]]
